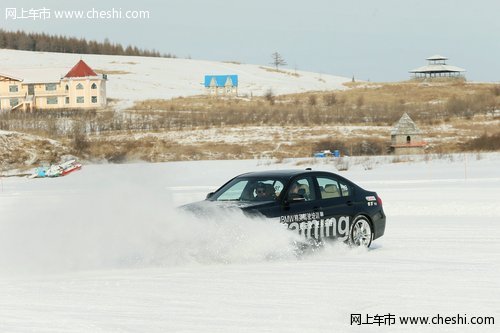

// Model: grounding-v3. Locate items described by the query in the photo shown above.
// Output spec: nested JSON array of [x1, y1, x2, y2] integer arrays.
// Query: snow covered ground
[[0, 49, 350, 109], [0, 154, 499, 332]]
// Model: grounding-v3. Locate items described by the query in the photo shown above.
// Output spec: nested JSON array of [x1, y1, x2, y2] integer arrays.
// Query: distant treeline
[[0, 29, 175, 58]]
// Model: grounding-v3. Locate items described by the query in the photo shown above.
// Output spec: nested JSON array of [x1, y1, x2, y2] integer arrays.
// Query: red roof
[[64, 60, 97, 78]]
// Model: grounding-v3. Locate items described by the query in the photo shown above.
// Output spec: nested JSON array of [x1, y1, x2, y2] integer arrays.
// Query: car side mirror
[[206, 192, 214, 199]]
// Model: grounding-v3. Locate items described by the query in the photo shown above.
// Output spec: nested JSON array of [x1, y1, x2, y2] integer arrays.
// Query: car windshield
[[213, 177, 285, 202]]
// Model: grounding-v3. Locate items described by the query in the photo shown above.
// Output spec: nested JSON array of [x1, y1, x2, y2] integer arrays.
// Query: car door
[[315, 175, 355, 241], [280, 176, 322, 238]]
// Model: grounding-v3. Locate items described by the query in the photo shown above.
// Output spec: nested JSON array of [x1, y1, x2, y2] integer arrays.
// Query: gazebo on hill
[[409, 55, 465, 79]]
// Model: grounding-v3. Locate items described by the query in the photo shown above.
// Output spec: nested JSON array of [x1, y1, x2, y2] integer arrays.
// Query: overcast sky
[[1, 0, 499, 82]]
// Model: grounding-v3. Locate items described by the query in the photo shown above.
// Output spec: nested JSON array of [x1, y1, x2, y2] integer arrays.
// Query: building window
[[76, 83, 84, 90], [47, 97, 58, 105], [65, 97, 70, 104], [76, 96, 84, 104], [406, 136, 411, 144], [91, 83, 97, 89], [91, 96, 98, 103], [65, 84, 69, 91], [45, 83, 57, 91], [9, 85, 18, 93], [10, 98, 19, 107]]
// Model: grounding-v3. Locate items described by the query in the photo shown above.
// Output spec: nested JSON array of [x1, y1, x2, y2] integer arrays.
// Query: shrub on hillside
[[313, 139, 348, 155], [322, 93, 337, 106], [492, 85, 500, 97], [312, 138, 388, 156], [351, 139, 386, 156], [464, 133, 500, 151], [70, 121, 89, 155], [264, 89, 275, 105]]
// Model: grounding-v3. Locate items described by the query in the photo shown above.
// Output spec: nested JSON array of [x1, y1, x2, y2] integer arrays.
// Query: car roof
[[235, 169, 356, 186], [237, 169, 318, 179]]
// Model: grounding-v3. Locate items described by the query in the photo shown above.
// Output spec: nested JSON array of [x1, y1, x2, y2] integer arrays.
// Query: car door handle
[[346, 201, 353, 206]]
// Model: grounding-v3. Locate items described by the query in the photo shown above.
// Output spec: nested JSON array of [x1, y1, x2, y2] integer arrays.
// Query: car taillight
[[376, 195, 383, 206]]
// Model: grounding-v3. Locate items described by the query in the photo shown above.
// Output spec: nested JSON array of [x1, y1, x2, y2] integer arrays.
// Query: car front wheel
[[349, 216, 373, 248]]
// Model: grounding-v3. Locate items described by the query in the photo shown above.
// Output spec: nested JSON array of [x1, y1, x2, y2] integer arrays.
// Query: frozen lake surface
[[0, 154, 499, 332]]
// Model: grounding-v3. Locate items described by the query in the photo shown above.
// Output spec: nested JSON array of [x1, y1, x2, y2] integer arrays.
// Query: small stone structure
[[390, 113, 425, 155]]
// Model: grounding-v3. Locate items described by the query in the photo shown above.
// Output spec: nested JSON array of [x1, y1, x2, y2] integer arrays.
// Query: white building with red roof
[[0, 60, 107, 111]]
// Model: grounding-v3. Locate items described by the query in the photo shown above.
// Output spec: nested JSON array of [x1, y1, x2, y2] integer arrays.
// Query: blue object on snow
[[35, 167, 47, 178], [204, 75, 238, 87]]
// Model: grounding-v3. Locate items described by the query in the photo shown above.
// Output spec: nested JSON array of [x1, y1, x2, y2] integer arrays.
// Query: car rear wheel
[[349, 216, 373, 248]]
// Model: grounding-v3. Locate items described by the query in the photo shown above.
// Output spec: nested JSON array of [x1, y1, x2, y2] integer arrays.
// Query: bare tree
[[271, 52, 287, 70]]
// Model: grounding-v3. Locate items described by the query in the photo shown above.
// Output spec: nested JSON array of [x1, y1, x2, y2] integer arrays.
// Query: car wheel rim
[[352, 219, 371, 247]]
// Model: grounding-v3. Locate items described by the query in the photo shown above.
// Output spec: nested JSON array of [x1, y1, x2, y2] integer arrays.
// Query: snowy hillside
[[0, 154, 499, 332], [0, 49, 350, 109]]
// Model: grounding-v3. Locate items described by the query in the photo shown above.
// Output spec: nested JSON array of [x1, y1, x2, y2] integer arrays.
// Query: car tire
[[349, 216, 373, 248]]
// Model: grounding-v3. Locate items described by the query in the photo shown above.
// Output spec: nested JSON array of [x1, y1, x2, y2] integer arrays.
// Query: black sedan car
[[183, 169, 385, 247]]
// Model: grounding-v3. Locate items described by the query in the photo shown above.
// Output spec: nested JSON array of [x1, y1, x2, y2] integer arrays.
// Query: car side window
[[287, 177, 316, 201], [317, 177, 353, 199], [339, 182, 351, 197], [317, 177, 341, 199], [250, 180, 284, 201], [217, 180, 248, 201]]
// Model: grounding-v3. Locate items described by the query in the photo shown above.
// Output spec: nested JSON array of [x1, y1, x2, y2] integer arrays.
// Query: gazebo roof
[[409, 64, 466, 74], [391, 113, 423, 135], [426, 54, 448, 61]]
